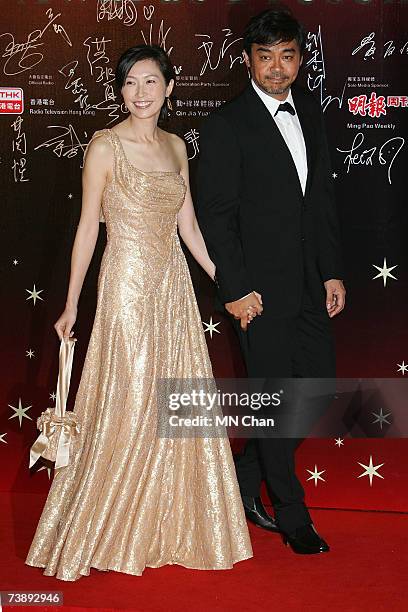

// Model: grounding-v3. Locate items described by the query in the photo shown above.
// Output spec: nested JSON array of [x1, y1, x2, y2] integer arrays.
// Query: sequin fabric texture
[[25, 128, 253, 581]]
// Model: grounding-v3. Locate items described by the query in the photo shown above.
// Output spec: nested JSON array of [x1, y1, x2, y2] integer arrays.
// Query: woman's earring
[[166, 97, 173, 111]]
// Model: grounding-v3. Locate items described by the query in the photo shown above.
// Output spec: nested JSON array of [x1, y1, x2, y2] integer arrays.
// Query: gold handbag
[[29, 337, 81, 470]]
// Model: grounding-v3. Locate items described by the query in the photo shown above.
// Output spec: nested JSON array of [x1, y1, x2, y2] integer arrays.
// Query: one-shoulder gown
[[25, 128, 253, 581]]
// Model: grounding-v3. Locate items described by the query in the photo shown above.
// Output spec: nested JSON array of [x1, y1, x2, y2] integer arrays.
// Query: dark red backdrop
[[1, 0, 407, 512]]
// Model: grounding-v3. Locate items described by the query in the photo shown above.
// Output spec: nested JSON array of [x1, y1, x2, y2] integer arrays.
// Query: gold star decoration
[[202, 316, 221, 339], [397, 361, 408, 375], [8, 398, 33, 427], [372, 258, 397, 287], [306, 465, 326, 486], [357, 455, 384, 486], [26, 284, 44, 305], [372, 407, 392, 430]]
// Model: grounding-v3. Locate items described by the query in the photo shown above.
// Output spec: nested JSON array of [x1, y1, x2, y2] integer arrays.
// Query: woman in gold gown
[[25, 45, 253, 581]]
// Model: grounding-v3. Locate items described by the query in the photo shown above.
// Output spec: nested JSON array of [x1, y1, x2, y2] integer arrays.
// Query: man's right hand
[[225, 291, 263, 331]]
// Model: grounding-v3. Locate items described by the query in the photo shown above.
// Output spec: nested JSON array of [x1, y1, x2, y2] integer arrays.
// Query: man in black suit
[[196, 7, 346, 554]]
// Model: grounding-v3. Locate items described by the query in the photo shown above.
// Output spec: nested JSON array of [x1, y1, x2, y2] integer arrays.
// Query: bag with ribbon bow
[[29, 337, 81, 470]]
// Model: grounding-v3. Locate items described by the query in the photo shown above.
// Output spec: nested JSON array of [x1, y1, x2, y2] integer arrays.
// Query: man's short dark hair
[[243, 7, 306, 56]]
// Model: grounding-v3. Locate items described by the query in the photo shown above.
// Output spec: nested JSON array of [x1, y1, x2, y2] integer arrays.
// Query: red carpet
[[1, 492, 407, 612]]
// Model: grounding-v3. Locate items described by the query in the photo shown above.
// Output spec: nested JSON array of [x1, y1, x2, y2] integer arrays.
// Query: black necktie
[[275, 102, 296, 116]]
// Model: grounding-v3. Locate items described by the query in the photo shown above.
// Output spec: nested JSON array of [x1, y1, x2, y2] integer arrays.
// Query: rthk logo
[[0, 87, 24, 114]]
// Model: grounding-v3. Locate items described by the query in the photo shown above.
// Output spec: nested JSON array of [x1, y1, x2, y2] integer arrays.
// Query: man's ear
[[242, 49, 251, 69]]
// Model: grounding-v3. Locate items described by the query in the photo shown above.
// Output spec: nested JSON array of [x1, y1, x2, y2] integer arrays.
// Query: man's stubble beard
[[263, 83, 290, 95], [258, 78, 291, 96]]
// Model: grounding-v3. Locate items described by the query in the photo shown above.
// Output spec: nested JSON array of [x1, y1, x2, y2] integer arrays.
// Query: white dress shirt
[[236, 81, 308, 302], [251, 79, 308, 196]]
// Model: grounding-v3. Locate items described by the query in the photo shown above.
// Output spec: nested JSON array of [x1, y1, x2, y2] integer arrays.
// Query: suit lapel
[[243, 83, 317, 200], [243, 85, 303, 199], [291, 85, 317, 199]]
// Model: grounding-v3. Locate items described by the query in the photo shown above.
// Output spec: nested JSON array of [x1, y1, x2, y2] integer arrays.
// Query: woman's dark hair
[[115, 44, 175, 121], [243, 7, 306, 56]]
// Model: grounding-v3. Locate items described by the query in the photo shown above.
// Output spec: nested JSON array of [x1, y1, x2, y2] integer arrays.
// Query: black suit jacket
[[195, 82, 344, 317]]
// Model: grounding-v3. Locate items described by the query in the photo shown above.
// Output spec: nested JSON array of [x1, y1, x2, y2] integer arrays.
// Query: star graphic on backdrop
[[8, 398, 33, 427], [372, 407, 392, 430], [335, 437, 344, 447], [397, 361, 408, 375], [68, 193, 73, 199], [306, 465, 326, 486], [26, 284, 44, 305], [357, 455, 384, 486], [26, 349, 35, 358], [0, 433, 8, 444], [372, 258, 398, 287], [332, 172, 338, 179], [13, 259, 18, 265], [37, 465, 52, 479], [202, 317, 220, 339], [49, 391, 56, 401]]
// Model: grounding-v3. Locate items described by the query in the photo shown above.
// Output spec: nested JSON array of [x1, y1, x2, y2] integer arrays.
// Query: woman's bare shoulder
[[166, 129, 185, 146], [161, 129, 187, 160], [84, 130, 114, 163]]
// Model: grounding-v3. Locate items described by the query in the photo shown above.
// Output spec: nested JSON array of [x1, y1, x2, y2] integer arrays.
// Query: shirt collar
[[251, 79, 294, 116]]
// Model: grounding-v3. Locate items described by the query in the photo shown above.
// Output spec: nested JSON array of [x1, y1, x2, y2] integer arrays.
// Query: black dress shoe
[[242, 496, 280, 533], [282, 524, 330, 554]]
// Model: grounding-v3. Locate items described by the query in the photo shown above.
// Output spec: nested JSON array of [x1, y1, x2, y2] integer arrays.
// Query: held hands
[[54, 305, 77, 341], [324, 279, 346, 317], [225, 291, 263, 331]]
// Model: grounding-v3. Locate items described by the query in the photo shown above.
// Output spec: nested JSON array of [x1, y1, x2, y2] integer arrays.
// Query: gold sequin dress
[[25, 128, 253, 581]]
